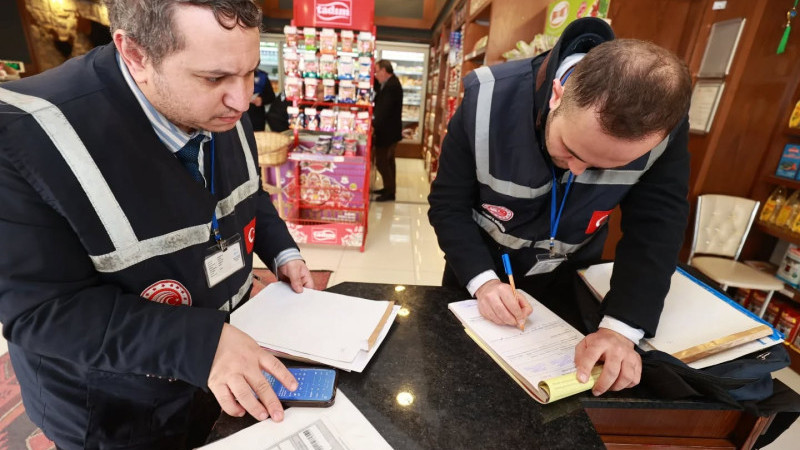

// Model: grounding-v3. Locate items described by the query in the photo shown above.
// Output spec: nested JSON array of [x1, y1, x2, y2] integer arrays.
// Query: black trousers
[[373, 141, 398, 195]]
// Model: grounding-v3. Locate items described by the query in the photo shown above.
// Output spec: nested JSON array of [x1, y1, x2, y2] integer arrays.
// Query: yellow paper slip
[[539, 366, 603, 403]]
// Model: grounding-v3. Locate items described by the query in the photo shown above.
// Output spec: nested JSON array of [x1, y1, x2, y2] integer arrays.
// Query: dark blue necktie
[[175, 135, 205, 185]]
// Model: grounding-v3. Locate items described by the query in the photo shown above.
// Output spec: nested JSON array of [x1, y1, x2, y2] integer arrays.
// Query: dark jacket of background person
[[372, 74, 403, 147], [248, 69, 276, 131]]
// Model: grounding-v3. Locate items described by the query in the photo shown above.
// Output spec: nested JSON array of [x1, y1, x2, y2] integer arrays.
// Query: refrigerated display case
[[259, 33, 284, 93], [375, 41, 429, 155]]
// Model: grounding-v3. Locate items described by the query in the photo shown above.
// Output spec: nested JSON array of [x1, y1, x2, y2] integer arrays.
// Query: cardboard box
[[775, 143, 800, 179]]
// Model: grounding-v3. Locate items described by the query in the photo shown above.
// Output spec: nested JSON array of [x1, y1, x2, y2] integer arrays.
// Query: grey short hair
[[105, 0, 262, 65]]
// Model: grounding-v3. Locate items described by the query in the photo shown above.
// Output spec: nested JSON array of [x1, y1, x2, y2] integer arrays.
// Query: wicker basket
[[254, 131, 291, 166]]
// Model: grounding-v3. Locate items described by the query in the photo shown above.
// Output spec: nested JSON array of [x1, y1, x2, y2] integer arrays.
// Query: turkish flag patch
[[244, 218, 256, 253], [585, 210, 612, 234]]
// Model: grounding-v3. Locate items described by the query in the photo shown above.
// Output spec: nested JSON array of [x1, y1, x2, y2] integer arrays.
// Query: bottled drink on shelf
[[760, 186, 788, 223], [775, 190, 800, 228]]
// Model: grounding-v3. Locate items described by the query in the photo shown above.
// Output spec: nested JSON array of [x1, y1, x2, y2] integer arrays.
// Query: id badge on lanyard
[[202, 136, 245, 287], [204, 234, 245, 287], [525, 169, 574, 276]]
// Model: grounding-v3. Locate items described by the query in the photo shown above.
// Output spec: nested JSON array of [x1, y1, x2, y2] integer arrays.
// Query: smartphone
[[262, 367, 338, 407]]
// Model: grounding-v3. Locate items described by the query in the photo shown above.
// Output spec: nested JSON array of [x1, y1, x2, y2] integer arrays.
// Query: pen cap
[[501, 254, 512, 275]]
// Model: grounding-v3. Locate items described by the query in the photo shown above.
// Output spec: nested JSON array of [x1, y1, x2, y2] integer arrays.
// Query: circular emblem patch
[[140, 280, 192, 306]]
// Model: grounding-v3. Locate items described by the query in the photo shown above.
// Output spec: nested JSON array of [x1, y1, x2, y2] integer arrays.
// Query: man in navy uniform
[[0, 1, 313, 448], [429, 18, 692, 397]]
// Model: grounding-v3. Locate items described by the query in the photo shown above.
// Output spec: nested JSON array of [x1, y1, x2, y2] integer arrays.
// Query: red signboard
[[293, 0, 374, 31]]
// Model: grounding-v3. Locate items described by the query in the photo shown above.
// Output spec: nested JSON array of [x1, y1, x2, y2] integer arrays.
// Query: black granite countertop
[[207, 282, 759, 449]]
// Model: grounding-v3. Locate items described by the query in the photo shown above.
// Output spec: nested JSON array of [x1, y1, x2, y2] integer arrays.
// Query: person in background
[[0, 0, 314, 448], [428, 18, 692, 398], [266, 90, 291, 132], [372, 59, 403, 202], [248, 68, 276, 131]]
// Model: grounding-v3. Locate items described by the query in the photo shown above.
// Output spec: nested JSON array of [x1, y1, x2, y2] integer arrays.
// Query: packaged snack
[[322, 79, 337, 102], [340, 30, 354, 53], [330, 135, 345, 155], [303, 27, 317, 50], [314, 135, 332, 154], [344, 137, 358, 156], [338, 55, 354, 80], [284, 76, 302, 99], [284, 25, 298, 48], [319, 109, 336, 132], [303, 78, 319, 101], [337, 111, 355, 133], [355, 111, 370, 135], [357, 31, 373, 56], [357, 81, 371, 105], [283, 50, 300, 76], [357, 57, 372, 80], [790, 99, 800, 129], [338, 80, 356, 104], [320, 28, 337, 55], [305, 108, 318, 130], [320, 54, 336, 79], [302, 51, 319, 78], [287, 106, 301, 129]]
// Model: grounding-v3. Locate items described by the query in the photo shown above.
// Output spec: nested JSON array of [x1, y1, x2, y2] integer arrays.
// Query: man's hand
[[208, 323, 298, 422], [474, 279, 533, 329], [278, 259, 315, 292], [574, 328, 641, 396]]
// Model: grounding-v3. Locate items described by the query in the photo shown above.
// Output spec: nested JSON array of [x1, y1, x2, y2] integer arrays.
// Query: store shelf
[[469, 0, 493, 22], [402, 118, 420, 123], [765, 175, 800, 191], [756, 220, 800, 246], [395, 70, 423, 76], [288, 152, 366, 164], [403, 86, 422, 90], [786, 127, 800, 138], [289, 98, 372, 109], [463, 47, 486, 62]]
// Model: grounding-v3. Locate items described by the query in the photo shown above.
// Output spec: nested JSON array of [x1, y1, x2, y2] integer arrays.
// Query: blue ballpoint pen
[[501, 254, 525, 331]]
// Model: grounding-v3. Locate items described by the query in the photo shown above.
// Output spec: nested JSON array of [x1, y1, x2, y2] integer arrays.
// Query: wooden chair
[[688, 194, 785, 317]]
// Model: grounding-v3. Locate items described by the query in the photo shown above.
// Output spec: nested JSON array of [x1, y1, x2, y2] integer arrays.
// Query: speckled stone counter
[[209, 282, 604, 448], [207, 282, 785, 449]]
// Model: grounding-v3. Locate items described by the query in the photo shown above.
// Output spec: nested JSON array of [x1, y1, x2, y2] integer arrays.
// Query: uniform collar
[[116, 53, 211, 154]]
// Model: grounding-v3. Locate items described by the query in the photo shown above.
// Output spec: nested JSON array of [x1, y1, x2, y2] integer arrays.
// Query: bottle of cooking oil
[[760, 186, 788, 223], [775, 190, 800, 227]]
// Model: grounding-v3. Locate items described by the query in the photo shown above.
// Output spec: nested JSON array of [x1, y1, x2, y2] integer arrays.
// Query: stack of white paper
[[231, 282, 398, 372]]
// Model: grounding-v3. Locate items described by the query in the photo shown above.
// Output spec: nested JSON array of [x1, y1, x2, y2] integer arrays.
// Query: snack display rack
[[266, 1, 376, 252]]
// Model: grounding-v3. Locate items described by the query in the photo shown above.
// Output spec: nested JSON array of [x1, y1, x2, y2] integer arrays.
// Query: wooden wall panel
[[608, 0, 705, 60]]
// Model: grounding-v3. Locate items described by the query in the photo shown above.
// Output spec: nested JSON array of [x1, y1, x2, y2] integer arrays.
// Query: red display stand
[[275, 0, 375, 252]]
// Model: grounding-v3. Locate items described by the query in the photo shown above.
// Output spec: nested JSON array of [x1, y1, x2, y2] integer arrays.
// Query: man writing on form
[[428, 18, 692, 396], [0, 0, 313, 448]]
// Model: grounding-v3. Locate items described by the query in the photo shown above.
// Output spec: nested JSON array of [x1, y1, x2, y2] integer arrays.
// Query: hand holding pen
[[473, 255, 533, 330], [502, 254, 527, 331]]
